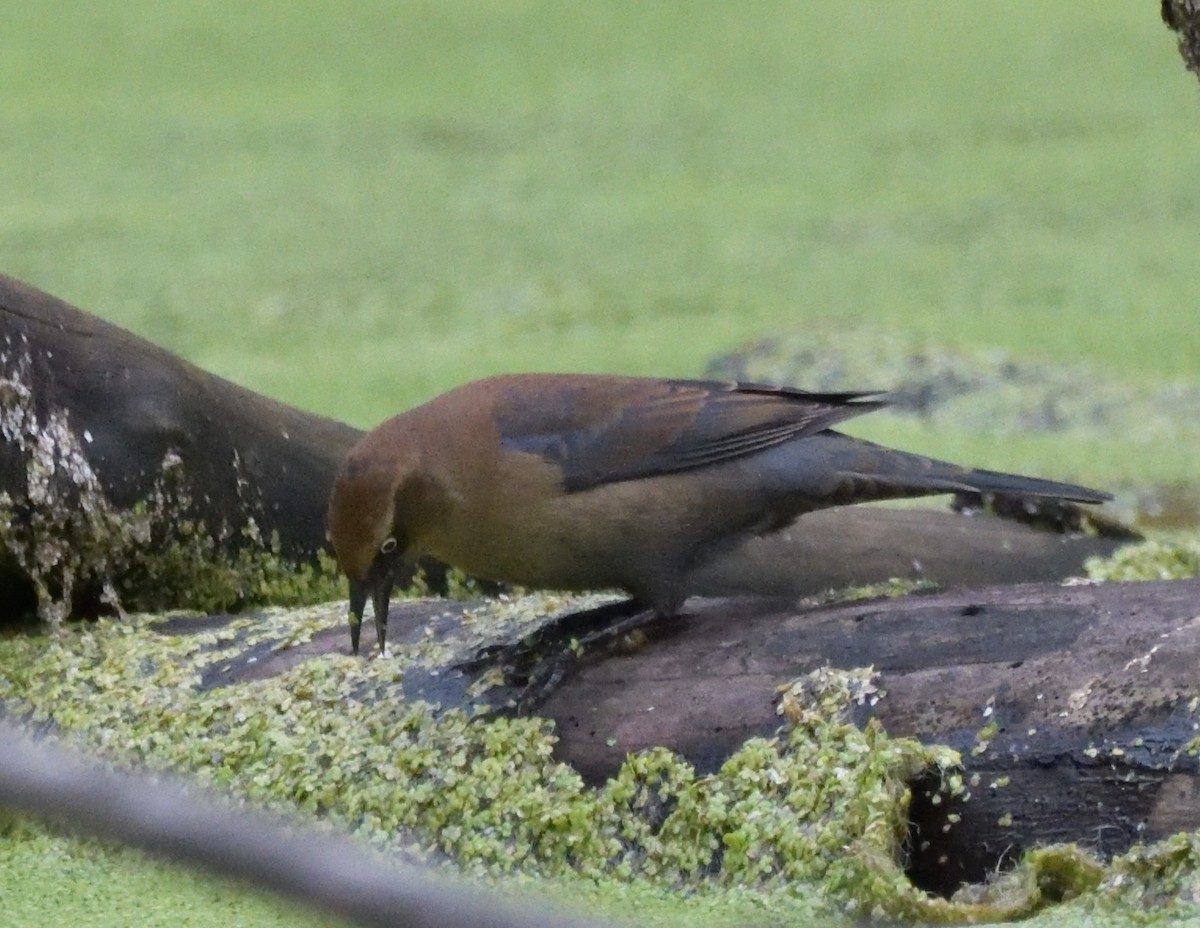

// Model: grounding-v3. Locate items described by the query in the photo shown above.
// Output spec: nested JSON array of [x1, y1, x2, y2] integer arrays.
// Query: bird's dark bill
[[371, 581, 392, 653], [348, 578, 368, 654], [346, 573, 395, 655]]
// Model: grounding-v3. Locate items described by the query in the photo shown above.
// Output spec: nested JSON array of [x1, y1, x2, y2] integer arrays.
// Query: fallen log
[[0, 275, 359, 552], [535, 578, 1200, 894], [691, 504, 1127, 598], [0, 273, 359, 621], [1, 272, 1186, 896], [174, 574, 1200, 895]]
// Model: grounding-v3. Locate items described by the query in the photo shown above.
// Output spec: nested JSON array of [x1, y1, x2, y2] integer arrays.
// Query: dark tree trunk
[[1163, 0, 1200, 80], [0, 274, 360, 620]]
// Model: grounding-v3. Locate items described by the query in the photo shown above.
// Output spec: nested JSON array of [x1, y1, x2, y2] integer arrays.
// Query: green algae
[[800, 577, 940, 608], [106, 523, 348, 616], [1085, 537, 1200, 582], [1111, 832, 1200, 909], [0, 606, 939, 920], [4, 600, 1200, 925], [0, 824, 348, 928]]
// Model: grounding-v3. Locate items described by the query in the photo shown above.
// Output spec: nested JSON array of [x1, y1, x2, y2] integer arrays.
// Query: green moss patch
[[3, 601, 1200, 925], [1085, 537, 1200, 582], [0, 824, 347, 928]]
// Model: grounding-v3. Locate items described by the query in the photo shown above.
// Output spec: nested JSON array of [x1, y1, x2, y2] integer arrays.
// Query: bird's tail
[[931, 464, 1110, 504], [767, 433, 1111, 506]]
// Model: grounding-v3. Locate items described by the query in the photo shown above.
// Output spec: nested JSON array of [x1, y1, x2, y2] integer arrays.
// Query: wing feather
[[492, 375, 886, 492]]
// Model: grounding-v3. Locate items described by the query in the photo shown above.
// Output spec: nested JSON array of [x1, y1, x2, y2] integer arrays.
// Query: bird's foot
[[456, 598, 661, 713]]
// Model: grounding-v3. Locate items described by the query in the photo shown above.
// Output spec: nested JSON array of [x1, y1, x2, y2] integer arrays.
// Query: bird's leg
[[456, 598, 667, 713], [458, 598, 648, 671], [512, 602, 665, 714]]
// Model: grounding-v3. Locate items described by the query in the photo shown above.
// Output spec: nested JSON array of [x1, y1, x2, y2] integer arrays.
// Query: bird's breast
[[413, 453, 781, 593]]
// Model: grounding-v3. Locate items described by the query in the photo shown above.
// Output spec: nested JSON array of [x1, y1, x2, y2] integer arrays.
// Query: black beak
[[348, 579, 367, 655], [347, 570, 396, 656], [371, 577, 393, 653]]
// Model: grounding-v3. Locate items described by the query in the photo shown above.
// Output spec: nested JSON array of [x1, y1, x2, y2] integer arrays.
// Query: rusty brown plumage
[[327, 374, 1110, 654]]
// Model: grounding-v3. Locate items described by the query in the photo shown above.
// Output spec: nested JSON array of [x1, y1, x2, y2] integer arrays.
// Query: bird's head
[[327, 449, 414, 655]]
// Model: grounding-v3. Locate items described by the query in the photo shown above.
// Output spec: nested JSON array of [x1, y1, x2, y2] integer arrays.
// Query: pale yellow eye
[[380, 537, 397, 554]]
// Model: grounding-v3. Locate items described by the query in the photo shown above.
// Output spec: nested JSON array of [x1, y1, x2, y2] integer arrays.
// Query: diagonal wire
[[0, 721, 621, 928]]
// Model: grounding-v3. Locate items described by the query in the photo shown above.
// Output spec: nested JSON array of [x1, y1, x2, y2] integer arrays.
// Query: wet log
[[534, 578, 1200, 894], [691, 504, 1125, 598], [0, 273, 359, 553], [0, 273, 360, 619], [180, 574, 1200, 895], [5, 270, 1161, 893]]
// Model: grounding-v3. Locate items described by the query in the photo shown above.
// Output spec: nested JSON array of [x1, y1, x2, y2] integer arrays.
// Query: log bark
[[181, 576, 1200, 895], [691, 504, 1126, 598], [534, 579, 1200, 894], [0, 274, 359, 553], [0, 274, 360, 619]]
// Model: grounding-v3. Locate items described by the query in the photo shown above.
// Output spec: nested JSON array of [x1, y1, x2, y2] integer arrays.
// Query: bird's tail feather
[[929, 465, 1109, 503], [768, 433, 1110, 506]]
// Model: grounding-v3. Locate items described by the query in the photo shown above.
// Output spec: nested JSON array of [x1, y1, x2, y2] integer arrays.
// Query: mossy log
[[5, 272, 1184, 896], [188, 575, 1200, 896], [533, 578, 1200, 894], [0, 273, 360, 620], [0, 274, 358, 552]]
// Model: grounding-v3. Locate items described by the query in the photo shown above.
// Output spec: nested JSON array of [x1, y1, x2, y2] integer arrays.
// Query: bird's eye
[[380, 537, 398, 554]]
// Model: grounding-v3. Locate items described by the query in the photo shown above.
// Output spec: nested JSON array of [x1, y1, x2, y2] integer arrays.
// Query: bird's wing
[[493, 377, 886, 492]]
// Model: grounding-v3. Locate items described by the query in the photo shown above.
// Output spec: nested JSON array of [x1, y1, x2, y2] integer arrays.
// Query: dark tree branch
[[1163, 0, 1200, 79]]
